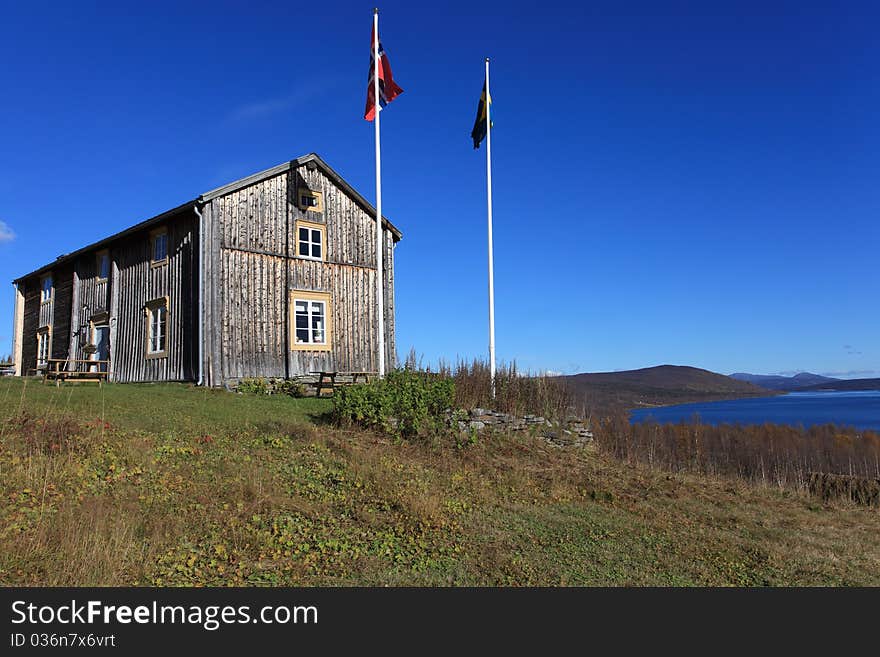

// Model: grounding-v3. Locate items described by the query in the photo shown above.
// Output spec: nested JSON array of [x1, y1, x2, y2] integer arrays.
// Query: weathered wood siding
[[15, 213, 198, 382], [20, 280, 40, 373], [70, 249, 112, 363], [204, 162, 397, 384], [18, 265, 73, 372], [13, 155, 397, 387], [50, 265, 74, 361], [109, 212, 199, 382]]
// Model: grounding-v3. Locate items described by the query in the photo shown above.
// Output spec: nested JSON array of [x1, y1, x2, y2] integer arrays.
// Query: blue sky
[[1, 1, 877, 377]]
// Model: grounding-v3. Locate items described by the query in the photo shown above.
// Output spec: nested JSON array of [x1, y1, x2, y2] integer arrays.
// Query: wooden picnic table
[[43, 358, 110, 387], [310, 370, 338, 397], [309, 370, 378, 396]]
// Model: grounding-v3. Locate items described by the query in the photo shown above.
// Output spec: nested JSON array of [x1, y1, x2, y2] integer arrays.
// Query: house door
[[91, 325, 110, 372]]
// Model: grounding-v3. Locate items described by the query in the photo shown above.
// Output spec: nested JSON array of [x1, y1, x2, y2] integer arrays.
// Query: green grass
[[1, 377, 878, 586]]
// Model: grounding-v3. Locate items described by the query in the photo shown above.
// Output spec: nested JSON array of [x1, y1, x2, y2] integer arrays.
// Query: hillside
[[1, 379, 878, 586], [560, 365, 774, 413], [797, 378, 880, 392], [730, 372, 839, 391]]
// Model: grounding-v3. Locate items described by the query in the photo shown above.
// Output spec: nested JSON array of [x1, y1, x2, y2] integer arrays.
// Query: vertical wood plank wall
[[50, 266, 74, 361], [70, 251, 110, 364], [20, 281, 40, 373], [17, 210, 199, 382], [204, 163, 397, 384], [108, 213, 198, 382]]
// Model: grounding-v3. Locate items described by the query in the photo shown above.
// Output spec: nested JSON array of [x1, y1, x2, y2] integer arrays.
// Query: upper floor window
[[296, 220, 326, 261], [96, 250, 110, 281], [40, 275, 53, 303], [151, 229, 168, 265], [145, 298, 168, 357], [297, 187, 324, 213]]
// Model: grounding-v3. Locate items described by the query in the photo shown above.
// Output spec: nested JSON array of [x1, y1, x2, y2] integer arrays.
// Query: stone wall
[[453, 408, 594, 448]]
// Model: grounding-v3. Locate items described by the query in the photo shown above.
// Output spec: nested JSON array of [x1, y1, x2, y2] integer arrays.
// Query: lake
[[630, 390, 880, 431]]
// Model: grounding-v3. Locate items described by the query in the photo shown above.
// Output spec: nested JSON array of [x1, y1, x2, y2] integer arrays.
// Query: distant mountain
[[560, 365, 774, 414], [796, 378, 880, 392], [729, 372, 839, 391]]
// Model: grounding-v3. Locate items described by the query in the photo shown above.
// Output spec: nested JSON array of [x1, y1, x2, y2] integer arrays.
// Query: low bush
[[332, 369, 455, 438], [237, 378, 306, 397], [237, 378, 268, 395], [275, 380, 307, 397]]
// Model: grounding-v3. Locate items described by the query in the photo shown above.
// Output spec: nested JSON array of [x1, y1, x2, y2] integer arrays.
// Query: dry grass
[[596, 413, 880, 491], [428, 356, 574, 420], [1, 378, 879, 586]]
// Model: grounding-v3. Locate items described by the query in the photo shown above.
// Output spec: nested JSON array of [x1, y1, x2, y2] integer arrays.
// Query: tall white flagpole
[[485, 57, 496, 398], [374, 8, 386, 377]]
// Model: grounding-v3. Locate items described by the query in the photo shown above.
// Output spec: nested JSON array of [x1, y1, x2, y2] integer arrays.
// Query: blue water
[[630, 391, 880, 431]]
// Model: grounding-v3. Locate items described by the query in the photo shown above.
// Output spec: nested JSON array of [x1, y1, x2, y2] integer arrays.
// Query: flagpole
[[485, 57, 496, 399], [374, 8, 386, 378]]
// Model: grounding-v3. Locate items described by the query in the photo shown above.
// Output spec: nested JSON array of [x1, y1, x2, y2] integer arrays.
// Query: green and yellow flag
[[470, 82, 492, 149]]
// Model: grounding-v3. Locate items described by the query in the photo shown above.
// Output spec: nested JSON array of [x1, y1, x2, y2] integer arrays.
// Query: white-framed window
[[151, 229, 168, 265], [290, 291, 332, 351], [96, 250, 110, 281], [40, 275, 53, 303], [145, 298, 168, 357], [295, 299, 326, 345], [296, 221, 325, 261], [36, 329, 50, 368]]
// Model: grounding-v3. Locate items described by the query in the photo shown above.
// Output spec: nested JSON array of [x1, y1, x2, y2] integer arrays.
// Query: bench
[[43, 359, 110, 387]]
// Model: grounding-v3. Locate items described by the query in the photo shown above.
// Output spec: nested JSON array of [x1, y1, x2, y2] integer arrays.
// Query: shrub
[[275, 380, 307, 398], [237, 378, 268, 395], [237, 378, 306, 397], [332, 369, 455, 438]]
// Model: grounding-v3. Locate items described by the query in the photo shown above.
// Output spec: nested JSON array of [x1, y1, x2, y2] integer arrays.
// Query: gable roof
[[13, 153, 401, 283], [13, 200, 198, 284], [201, 153, 402, 241]]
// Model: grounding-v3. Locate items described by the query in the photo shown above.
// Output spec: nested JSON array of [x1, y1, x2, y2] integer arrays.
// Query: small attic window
[[151, 228, 168, 266], [96, 250, 110, 281], [297, 188, 323, 213]]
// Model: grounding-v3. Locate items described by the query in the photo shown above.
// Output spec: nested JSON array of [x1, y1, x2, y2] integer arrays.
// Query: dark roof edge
[[12, 153, 402, 285], [13, 200, 198, 284], [199, 152, 403, 241]]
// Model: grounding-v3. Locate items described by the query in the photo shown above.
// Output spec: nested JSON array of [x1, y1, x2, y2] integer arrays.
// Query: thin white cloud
[[0, 220, 14, 243], [225, 80, 340, 124], [227, 96, 301, 122]]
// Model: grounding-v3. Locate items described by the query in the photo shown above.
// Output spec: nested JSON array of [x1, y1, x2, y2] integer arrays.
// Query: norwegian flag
[[364, 25, 403, 121]]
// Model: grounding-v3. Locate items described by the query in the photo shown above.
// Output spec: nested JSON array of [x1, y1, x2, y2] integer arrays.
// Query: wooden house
[[9, 153, 401, 386]]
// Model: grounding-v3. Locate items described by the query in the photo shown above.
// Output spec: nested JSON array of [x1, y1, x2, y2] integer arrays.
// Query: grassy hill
[[1, 378, 878, 586], [560, 365, 774, 413]]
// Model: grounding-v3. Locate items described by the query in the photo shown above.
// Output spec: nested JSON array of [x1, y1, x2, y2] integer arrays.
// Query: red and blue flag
[[364, 26, 403, 121]]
